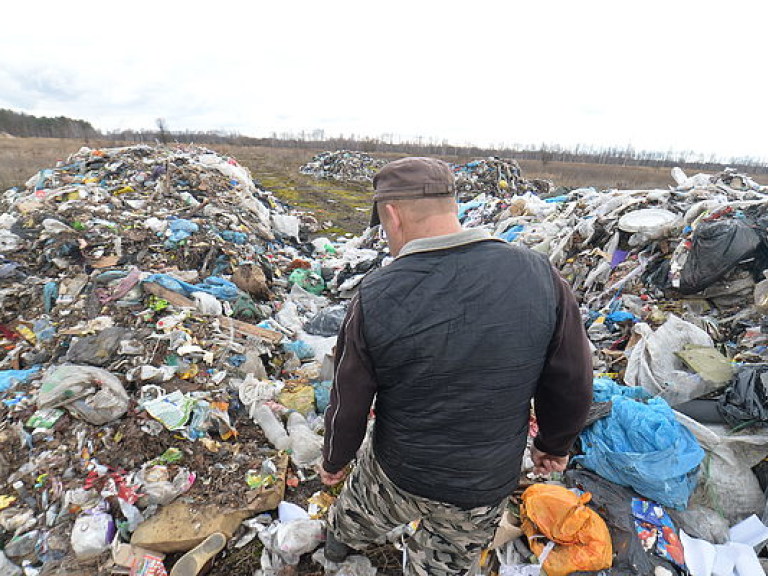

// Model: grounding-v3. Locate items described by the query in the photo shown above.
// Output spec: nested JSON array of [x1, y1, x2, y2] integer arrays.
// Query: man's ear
[[385, 203, 401, 232]]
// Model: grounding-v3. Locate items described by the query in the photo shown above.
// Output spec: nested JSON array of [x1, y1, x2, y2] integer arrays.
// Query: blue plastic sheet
[[592, 377, 651, 402], [0, 367, 41, 392], [576, 387, 704, 510], [607, 310, 636, 323], [143, 274, 239, 301], [43, 281, 58, 313], [499, 225, 525, 243], [218, 230, 248, 245], [457, 201, 484, 220], [164, 218, 199, 248], [313, 380, 332, 413], [0, 262, 20, 279], [283, 340, 315, 361]]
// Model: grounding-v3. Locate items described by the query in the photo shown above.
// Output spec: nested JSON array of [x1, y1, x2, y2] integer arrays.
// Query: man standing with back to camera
[[320, 157, 593, 575]]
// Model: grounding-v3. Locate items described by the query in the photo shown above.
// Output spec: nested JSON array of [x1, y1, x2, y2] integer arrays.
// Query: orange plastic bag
[[520, 484, 612, 576]]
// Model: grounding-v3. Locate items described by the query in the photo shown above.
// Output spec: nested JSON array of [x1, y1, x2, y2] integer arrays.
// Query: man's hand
[[320, 465, 349, 486], [530, 445, 569, 476]]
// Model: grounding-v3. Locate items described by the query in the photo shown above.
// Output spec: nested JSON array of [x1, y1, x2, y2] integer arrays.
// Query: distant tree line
[[108, 129, 768, 175], [0, 108, 99, 139], [3, 108, 766, 175]]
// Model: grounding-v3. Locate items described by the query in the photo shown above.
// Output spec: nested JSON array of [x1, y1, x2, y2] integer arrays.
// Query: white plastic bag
[[276, 519, 324, 560], [259, 519, 324, 567], [677, 413, 768, 524], [625, 315, 716, 405], [136, 466, 195, 507], [192, 291, 223, 316], [0, 230, 21, 252], [311, 548, 378, 576], [272, 214, 301, 241], [38, 365, 129, 425], [0, 550, 21, 576], [71, 512, 114, 558], [287, 412, 323, 468]]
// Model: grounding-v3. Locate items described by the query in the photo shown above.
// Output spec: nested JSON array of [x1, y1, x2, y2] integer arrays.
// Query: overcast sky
[[1, 1, 765, 161]]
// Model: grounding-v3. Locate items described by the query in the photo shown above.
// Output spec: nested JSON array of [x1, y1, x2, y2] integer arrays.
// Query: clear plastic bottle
[[253, 405, 291, 451]]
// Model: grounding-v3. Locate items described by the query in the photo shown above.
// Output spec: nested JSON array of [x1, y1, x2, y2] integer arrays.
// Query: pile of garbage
[[452, 157, 553, 200], [298, 151, 553, 200], [4, 144, 768, 576], [299, 150, 388, 183], [0, 144, 390, 575]]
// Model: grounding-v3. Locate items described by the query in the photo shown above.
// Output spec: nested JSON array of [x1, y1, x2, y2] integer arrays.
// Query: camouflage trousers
[[328, 444, 505, 575]]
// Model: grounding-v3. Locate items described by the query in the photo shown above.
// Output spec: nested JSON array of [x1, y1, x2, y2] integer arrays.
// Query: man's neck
[[402, 218, 462, 246]]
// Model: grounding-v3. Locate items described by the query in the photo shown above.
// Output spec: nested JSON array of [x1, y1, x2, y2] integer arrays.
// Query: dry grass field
[[3, 136, 766, 235]]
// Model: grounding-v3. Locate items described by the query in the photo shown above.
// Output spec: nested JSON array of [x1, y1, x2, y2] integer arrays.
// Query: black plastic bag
[[679, 219, 760, 295], [718, 364, 768, 427], [564, 469, 682, 576], [304, 305, 347, 337]]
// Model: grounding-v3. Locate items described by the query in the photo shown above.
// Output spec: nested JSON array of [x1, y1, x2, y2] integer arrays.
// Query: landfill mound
[[4, 146, 768, 575], [299, 151, 552, 200], [0, 145, 388, 575], [299, 150, 387, 183], [452, 156, 553, 200]]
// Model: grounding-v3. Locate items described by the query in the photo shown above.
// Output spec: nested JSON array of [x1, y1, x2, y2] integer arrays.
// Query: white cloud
[[0, 0, 766, 160]]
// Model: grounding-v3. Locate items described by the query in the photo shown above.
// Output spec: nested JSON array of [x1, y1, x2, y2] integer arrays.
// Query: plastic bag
[[143, 273, 239, 301], [565, 469, 679, 575], [718, 364, 768, 427], [520, 484, 612, 576], [679, 219, 760, 295], [0, 230, 22, 252], [0, 367, 40, 392], [576, 395, 704, 510], [0, 550, 21, 576], [278, 383, 316, 415], [288, 268, 325, 295], [286, 412, 323, 468], [311, 548, 378, 576], [271, 214, 301, 241], [313, 380, 333, 413], [164, 218, 198, 248], [192, 291, 223, 316], [71, 511, 115, 558], [275, 519, 324, 561], [676, 413, 768, 524], [38, 365, 129, 425], [304, 304, 347, 337], [65, 326, 132, 366], [259, 519, 323, 567], [625, 314, 718, 406], [136, 466, 195, 507], [668, 505, 730, 545], [283, 340, 315, 361]]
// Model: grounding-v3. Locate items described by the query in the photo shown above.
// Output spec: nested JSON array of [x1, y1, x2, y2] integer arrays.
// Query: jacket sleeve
[[533, 267, 594, 456], [322, 294, 378, 473]]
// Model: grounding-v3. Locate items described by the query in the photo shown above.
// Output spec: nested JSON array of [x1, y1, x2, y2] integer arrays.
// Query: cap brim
[[369, 201, 380, 228]]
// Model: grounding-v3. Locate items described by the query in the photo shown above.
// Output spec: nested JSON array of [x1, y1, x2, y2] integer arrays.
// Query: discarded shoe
[[324, 530, 352, 563], [169, 532, 227, 576]]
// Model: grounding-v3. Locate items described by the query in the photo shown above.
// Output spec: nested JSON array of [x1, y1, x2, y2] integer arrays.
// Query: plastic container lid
[[618, 208, 679, 233]]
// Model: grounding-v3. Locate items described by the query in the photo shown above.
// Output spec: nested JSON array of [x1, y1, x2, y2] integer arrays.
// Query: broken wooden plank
[[142, 282, 283, 345]]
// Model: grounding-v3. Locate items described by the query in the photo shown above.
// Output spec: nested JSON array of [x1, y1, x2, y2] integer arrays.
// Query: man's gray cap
[[370, 157, 456, 227]]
